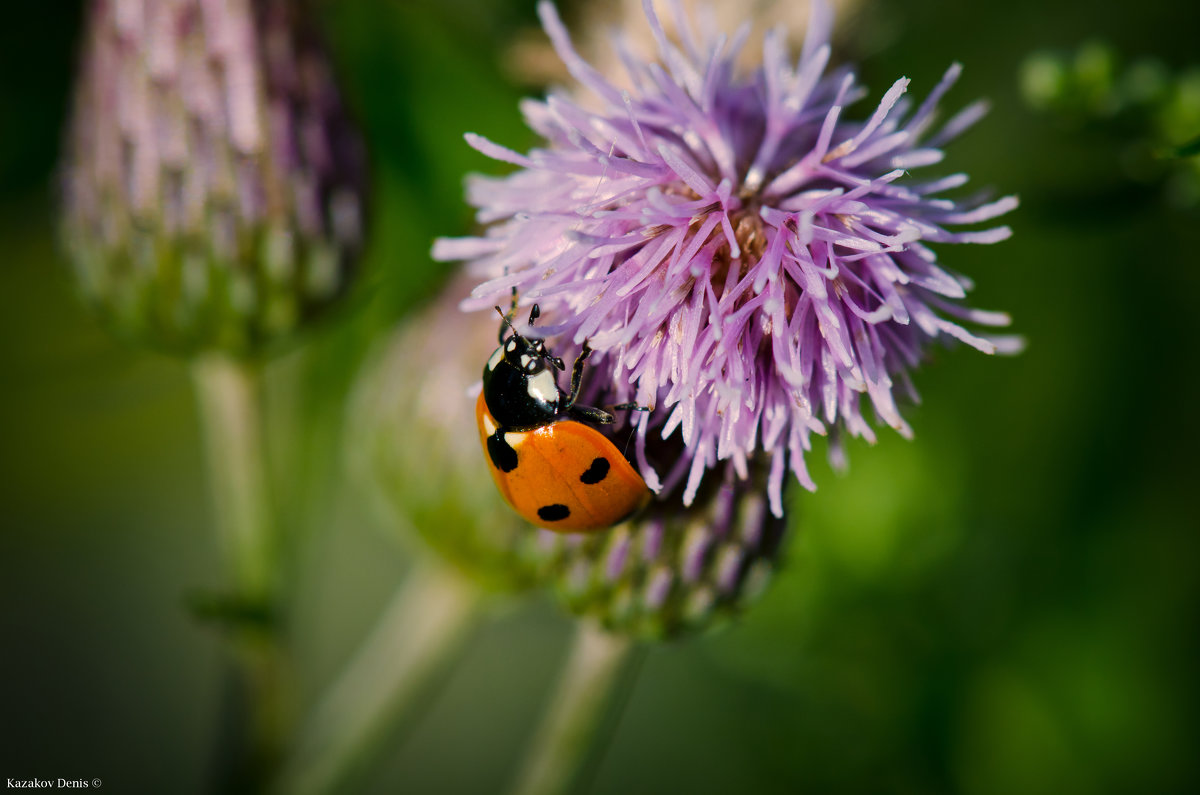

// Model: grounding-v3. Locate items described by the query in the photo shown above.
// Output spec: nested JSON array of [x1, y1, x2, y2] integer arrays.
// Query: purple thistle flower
[[434, 0, 1018, 519]]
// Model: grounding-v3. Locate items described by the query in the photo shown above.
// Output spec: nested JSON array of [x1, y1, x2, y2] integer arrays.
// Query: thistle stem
[[193, 355, 277, 602], [278, 560, 481, 795], [192, 354, 290, 793], [510, 623, 638, 795]]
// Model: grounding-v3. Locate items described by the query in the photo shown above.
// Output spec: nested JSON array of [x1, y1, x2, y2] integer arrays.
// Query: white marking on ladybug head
[[506, 339, 518, 353], [486, 346, 504, 372], [526, 369, 558, 405], [481, 413, 497, 435], [519, 354, 532, 368]]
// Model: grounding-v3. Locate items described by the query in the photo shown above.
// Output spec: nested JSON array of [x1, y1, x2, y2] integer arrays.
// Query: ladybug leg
[[564, 341, 615, 424], [563, 341, 594, 410], [569, 404, 616, 425], [570, 401, 649, 426], [565, 343, 652, 425]]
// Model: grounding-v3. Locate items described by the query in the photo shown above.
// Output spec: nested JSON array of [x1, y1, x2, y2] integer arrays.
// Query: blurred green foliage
[[1021, 40, 1200, 206], [1, 0, 1198, 793]]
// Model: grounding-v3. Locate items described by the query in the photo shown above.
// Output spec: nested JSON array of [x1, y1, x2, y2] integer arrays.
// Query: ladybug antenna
[[494, 305, 523, 344], [494, 301, 542, 340]]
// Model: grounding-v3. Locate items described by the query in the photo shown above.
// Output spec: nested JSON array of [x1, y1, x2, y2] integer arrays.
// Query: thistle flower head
[[61, 0, 368, 356], [435, 0, 1018, 520]]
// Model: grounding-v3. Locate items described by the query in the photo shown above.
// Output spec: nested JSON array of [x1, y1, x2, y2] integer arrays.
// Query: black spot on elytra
[[487, 432, 518, 473], [580, 457, 610, 484], [537, 504, 571, 522]]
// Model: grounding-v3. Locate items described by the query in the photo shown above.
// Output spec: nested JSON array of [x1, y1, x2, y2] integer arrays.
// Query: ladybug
[[476, 303, 650, 532]]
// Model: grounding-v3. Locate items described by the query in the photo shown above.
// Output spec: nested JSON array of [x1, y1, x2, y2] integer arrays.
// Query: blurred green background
[[2, 0, 1198, 793]]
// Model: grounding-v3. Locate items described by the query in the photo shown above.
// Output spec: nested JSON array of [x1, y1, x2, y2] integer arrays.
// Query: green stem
[[193, 354, 290, 793], [277, 560, 482, 795], [193, 355, 276, 602], [509, 622, 638, 795]]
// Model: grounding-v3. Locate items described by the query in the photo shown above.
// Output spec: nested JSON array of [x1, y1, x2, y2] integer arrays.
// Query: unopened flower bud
[[347, 277, 539, 592], [535, 463, 786, 638], [60, 0, 367, 356]]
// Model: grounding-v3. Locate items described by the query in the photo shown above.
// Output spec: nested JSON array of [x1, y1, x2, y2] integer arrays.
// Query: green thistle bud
[[60, 0, 367, 356], [347, 277, 539, 593], [533, 466, 787, 639]]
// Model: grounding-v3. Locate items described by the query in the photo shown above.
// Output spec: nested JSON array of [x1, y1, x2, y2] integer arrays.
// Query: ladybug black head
[[482, 306, 567, 429]]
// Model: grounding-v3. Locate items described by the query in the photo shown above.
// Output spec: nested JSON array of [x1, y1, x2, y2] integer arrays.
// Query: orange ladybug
[[476, 304, 650, 532]]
